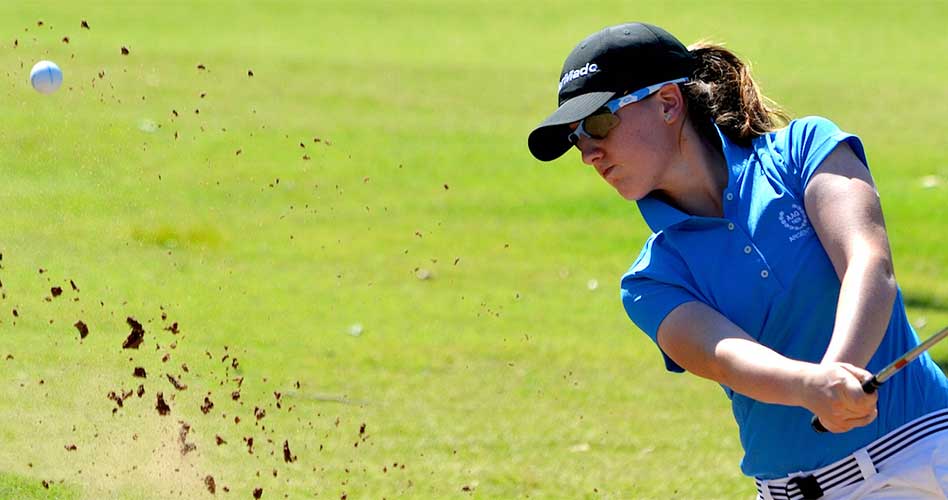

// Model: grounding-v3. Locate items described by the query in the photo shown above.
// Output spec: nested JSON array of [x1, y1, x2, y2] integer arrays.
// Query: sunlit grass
[[0, 2, 944, 499]]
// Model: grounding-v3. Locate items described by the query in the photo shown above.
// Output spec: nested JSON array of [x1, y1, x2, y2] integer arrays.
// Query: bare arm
[[652, 142, 892, 432], [658, 301, 877, 432], [804, 142, 898, 367], [658, 301, 808, 405]]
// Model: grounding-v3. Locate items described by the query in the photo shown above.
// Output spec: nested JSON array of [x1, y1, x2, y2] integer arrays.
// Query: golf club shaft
[[873, 326, 948, 385], [811, 325, 948, 433]]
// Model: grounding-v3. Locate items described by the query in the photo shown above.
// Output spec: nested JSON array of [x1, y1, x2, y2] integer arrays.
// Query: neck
[[655, 122, 728, 218]]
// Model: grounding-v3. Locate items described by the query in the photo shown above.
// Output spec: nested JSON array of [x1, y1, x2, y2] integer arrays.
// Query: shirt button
[[760, 270, 770, 279], [726, 193, 734, 201], [744, 245, 752, 254], [727, 223, 735, 231]]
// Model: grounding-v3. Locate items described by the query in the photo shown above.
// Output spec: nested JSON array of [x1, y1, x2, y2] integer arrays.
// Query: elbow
[[882, 266, 897, 300], [658, 332, 728, 384], [859, 251, 898, 306], [875, 253, 897, 297]]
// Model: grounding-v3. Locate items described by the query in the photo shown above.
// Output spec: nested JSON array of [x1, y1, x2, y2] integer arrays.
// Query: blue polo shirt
[[620, 116, 948, 479]]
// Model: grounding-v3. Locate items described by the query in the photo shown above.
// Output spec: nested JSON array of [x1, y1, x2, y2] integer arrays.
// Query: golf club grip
[[811, 376, 881, 433]]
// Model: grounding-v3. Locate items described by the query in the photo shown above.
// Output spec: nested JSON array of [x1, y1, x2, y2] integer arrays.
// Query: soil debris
[[283, 440, 297, 463], [201, 396, 214, 414], [156, 392, 171, 415], [166, 373, 187, 391], [122, 317, 144, 349], [178, 421, 196, 455], [74, 321, 89, 339]]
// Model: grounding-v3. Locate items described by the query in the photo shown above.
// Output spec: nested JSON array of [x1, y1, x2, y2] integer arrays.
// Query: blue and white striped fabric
[[756, 408, 948, 499]]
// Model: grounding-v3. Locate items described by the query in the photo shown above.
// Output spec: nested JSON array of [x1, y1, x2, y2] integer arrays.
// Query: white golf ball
[[30, 60, 63, 94]]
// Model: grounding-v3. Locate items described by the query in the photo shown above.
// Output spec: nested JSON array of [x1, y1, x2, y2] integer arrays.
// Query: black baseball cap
[[528, 23, 697, 162]]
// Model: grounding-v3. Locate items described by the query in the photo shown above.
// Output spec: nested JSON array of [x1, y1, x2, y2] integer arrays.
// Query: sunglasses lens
[[583, 113, 619, 139]]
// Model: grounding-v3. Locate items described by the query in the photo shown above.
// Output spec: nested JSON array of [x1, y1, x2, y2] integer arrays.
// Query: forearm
[[659, 301, 877, 428], [821, 252, 897, 367], [659, 301, 811, 407], [712, 337, 812, 407], [803, 143, 899, 368]]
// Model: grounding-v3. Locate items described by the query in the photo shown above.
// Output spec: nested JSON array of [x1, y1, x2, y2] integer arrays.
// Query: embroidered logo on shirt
[[779, 204, 813, 242]]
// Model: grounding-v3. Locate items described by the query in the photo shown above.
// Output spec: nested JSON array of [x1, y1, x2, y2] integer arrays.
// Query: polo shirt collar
[[636, 122, 749, 232]]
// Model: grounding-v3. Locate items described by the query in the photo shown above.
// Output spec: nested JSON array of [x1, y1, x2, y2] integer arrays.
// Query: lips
[[602, 165, 616, 179]]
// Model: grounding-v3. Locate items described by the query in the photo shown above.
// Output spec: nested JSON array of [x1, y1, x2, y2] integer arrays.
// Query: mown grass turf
[[0, 2, 945, 499]]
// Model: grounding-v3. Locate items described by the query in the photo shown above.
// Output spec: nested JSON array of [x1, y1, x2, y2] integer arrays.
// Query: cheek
[[604, 119, 673, 199], [611, 119, 668, 164], [615, 107, 665, 144]]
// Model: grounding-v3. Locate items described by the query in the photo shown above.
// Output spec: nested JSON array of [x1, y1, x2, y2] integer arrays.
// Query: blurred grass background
[[0, 1, 945, 499]]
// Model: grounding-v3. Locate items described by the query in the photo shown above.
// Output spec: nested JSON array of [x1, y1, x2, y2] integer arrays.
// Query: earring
[[664, 113, 671, 122]]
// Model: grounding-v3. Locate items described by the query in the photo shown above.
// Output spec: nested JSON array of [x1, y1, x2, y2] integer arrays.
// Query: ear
[[654, 83, 685, 124]]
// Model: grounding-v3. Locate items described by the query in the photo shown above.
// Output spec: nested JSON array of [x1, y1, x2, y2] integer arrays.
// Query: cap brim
[[528, 91, 615, 162]]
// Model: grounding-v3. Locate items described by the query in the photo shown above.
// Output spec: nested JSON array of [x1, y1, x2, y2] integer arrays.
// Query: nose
[[577, 140, 604, 167]]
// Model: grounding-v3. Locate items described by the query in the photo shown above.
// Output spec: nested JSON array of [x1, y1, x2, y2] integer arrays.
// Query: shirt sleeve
[[620, 238, 699, 373], [780, 116, 870, 192]]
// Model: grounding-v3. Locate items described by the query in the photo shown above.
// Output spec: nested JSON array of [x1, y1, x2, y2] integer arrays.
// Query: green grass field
[[0, 2, 945, 499]]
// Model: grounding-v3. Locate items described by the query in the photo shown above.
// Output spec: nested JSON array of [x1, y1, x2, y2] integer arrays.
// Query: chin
[[616, 188, 643, 201]]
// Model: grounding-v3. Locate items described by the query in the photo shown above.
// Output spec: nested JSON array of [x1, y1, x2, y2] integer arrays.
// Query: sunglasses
[[567, 77, 689, 145]]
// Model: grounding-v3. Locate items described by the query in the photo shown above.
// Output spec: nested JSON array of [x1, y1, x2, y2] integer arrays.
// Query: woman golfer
[[528, 23, 948, 499]]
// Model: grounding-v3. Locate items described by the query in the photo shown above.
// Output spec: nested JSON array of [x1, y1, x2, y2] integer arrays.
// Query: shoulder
[[623, 232, 682, 281], [620, 233, 698, 374], [621, 231, 698, 298], [759, 116, 868, 191], [766, 116, 844, 154], [781, 115, 841, 135]]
